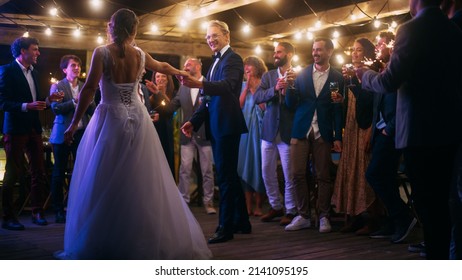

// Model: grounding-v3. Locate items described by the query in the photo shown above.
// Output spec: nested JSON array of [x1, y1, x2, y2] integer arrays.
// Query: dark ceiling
[[0, 0, 410, 53]]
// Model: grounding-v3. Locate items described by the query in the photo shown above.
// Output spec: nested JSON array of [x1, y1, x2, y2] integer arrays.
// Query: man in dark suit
[[49, 55, 95, 223], [166, 58, 216, 214], [0, 37, 63, 230], [442, 0, 462, 260], [357, 0, 462, 259], [284, 37, 343, 233], [253, 42, 297, 226], [365, 32, 416, 244], [180, 20, 250, 244]]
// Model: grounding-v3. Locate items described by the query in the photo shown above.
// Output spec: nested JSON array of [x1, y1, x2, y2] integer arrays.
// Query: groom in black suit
[[180, 20, 250, 244], [357, 0, 462, 259], [0, 37, 63, 230]]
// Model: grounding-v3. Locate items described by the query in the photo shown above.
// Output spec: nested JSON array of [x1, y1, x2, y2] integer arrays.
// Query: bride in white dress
[[56, 8, 212, 260]]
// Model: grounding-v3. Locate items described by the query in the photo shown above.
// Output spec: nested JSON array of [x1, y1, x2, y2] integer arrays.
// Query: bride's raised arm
[[144, 51, 186, 77]]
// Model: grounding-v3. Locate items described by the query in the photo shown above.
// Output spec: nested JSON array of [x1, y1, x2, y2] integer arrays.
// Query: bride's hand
[[64, 124, 78, 145]]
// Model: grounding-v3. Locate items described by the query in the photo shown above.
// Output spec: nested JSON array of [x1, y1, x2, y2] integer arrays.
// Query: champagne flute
[[329, 81, 340, 103], [284, 67, 296, 89], [343, 63, 356, 88]]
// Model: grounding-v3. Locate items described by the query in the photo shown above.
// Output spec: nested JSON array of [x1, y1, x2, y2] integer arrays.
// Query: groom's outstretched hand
[[180, 121, 194, 138]]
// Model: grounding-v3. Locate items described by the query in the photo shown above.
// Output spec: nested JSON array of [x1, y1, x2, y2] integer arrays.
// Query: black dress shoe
[[2, 219, 25, 230], [208, 227, 233, 244], [233, 223, 252, 234], [32, 211, 48, 226]]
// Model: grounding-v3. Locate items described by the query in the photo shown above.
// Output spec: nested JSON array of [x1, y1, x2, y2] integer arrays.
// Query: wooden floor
[[0, 205, 424, 260]]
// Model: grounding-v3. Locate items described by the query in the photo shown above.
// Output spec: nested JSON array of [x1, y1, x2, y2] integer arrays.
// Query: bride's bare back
[[106, 43, 141, 84]]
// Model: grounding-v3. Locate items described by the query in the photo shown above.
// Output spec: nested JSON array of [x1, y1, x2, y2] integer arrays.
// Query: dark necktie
[[212, 52, 221, 60]]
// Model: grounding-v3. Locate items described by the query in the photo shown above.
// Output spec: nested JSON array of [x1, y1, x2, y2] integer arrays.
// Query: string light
[[293, 54, 299, 62], [73, 27, 81, 37], [294, 31, 302, 40], [255, 45, 262, 54], [315, 20, 322, 29], [0, 1, 405, 61], [306, 31, 314, 40], [96, 34, 104, 44], [150, 23, 159, 32], [374, 18, 381, 28], [332, 30, 340, 39], [90, 0, 102, 9], [23, 31, 29, 37], [49, 8, 58, 17], [336, 54, 345, 65], [179, 19, 188, 28]]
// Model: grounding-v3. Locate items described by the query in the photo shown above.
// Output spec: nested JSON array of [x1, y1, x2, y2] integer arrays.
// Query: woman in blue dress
[[237, 56, 268, 216]]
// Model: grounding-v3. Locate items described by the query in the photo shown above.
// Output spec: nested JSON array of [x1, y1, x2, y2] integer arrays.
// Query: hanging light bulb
[[391, 21, 398, 28], [273, 41, 279, 48], [23, 31, 29, 37], [151, 23, 159, 32], [315, 20, 322, 29], [90, 0, 102, 9], [306, 31, 314, 40], [96, 34, 104, 44], [243, 24, 250, 33], [73, 27, 81, 37], [49, 7, 58, 16], [255, 45, 262, 54], [45, 27, 52, 36], [295, 31, 302, 40], [293, 54, 299, 62], [374, 17, 381, 28], [333, 30, 340, 39]]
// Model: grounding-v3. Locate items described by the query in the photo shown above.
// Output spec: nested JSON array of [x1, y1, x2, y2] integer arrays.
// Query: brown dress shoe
[[260, 208, 284, 222], [279, 213, 296, 226]]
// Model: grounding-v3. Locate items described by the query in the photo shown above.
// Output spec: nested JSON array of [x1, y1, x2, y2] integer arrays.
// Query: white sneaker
[[319, 217, 332, 233], [285, 215, 311, 231], [205, 204, 217, 215]]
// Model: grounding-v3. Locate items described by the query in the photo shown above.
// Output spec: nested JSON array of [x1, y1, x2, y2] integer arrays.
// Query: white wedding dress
[[57, 46, 212, 259]]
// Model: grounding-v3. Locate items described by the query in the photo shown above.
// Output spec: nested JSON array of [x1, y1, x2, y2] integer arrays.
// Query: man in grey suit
[[357, 0, 462, 259], [49, 55, 95, 223], [254, 42, 297, 226], [166, 58, 216, 214]]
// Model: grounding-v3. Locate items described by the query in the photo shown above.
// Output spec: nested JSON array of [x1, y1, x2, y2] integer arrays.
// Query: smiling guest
[[49, 55, 96, 223], [180, 20, 250, 244], [0, 37, 63, 230]]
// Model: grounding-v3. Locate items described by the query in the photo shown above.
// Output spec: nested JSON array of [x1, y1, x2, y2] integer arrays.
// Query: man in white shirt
[[284, 38, 343, 233], [166, 58, 216, 214]]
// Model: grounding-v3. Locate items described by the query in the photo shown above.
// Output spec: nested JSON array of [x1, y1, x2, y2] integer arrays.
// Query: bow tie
[[212, 52, 221, 60]]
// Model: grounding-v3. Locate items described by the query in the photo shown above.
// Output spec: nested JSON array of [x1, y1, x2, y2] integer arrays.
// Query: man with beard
[[163, 58, 216, 214], [253, 42, 297, 226], [284, 37, 343, 233]]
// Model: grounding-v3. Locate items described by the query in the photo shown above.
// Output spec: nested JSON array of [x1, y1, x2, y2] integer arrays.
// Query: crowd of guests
[[0, 0, 461, 260]]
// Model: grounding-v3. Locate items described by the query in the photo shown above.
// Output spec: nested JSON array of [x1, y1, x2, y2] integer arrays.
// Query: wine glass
[[343, 63, 356, 87], [284, 67, 295, 89], [329, 81, 341, 103]]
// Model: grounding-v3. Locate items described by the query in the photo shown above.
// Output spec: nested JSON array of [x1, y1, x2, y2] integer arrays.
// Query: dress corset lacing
[[119, 86, 136, 142]]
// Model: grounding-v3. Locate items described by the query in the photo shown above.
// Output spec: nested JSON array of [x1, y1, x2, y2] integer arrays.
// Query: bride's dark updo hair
[[107, 8, 139, 57]]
